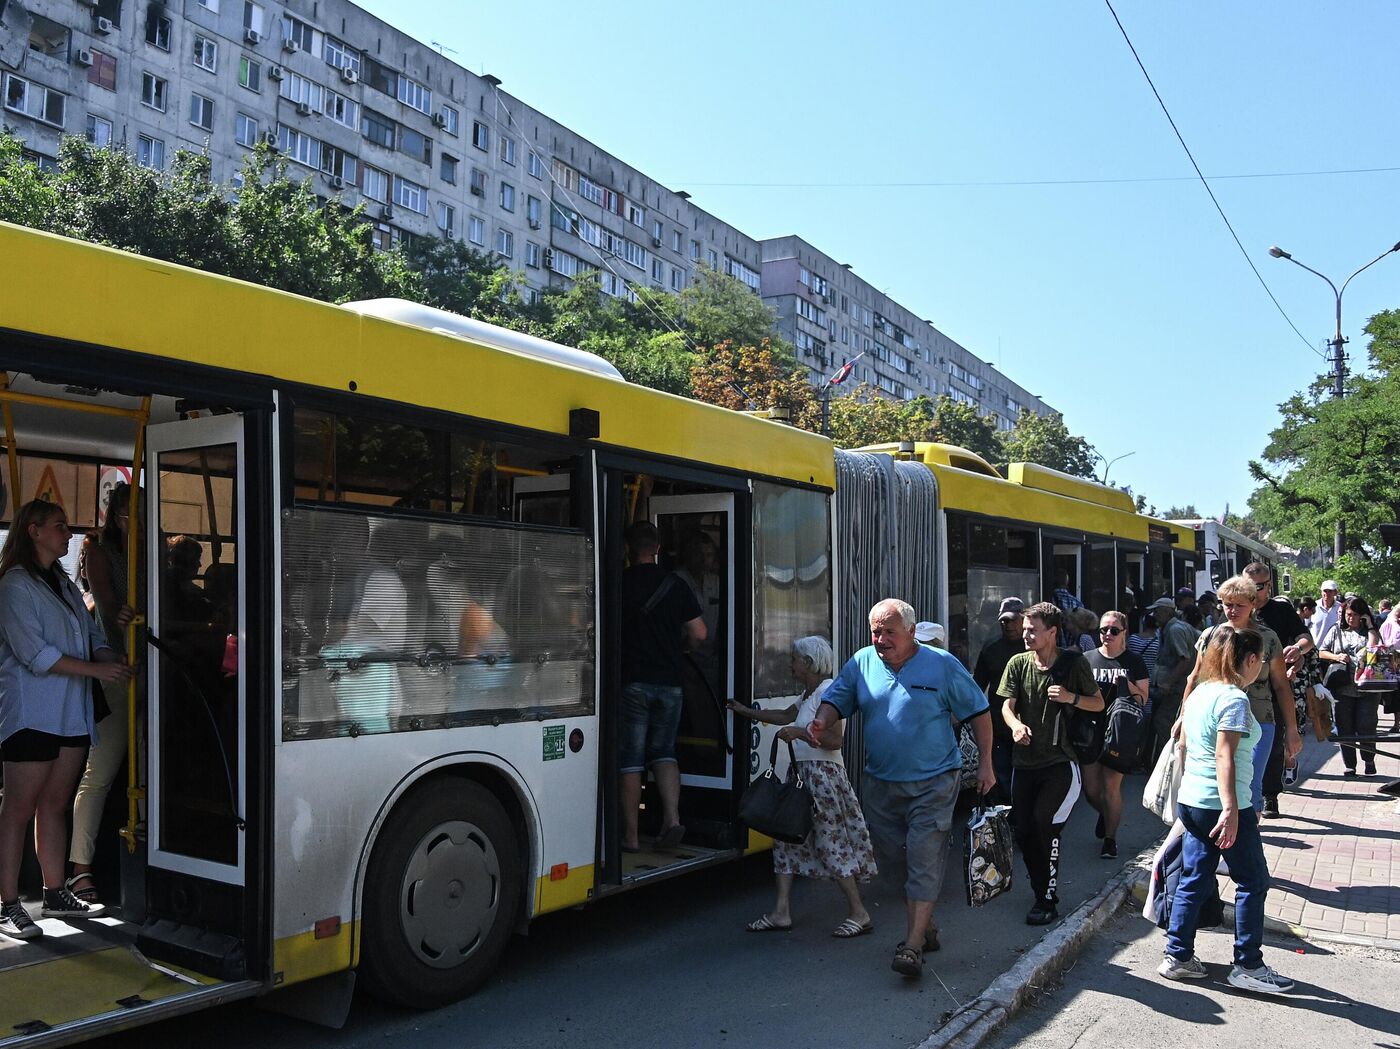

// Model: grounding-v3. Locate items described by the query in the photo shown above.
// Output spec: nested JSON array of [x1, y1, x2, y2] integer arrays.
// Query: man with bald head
[[808, 599, 994, 980]]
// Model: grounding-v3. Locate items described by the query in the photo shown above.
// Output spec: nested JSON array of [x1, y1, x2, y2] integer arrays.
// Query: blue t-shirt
[[1177, 680, 1261, 811], [824, 645, 989, 782]]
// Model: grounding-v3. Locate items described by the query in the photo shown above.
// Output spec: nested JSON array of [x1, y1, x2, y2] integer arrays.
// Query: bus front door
[[143, 413, 253, 978]]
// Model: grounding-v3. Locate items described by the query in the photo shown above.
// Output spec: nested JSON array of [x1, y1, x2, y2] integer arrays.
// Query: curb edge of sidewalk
[[913, 844, 1157, 1049]]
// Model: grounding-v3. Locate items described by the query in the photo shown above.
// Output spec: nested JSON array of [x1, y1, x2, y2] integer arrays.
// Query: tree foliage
[[998, 410, 1098, 478]]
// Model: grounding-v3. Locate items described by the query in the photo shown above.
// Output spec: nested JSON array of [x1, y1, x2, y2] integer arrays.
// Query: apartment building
[[760, 236, 1054, 427], [0, 0, 766, 303]]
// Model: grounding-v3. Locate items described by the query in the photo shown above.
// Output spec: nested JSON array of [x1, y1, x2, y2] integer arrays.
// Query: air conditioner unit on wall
[[283, 38, 301, 53], [651, 236, 661, 248], [262, 129, 280, 149], [339, 66, 359, 84], [75, 48, 94, 67], [268, 64, 285, 80], [431, 112, 446, 128], [94, 16, 114, 34], [379, 203, 393, 220], [295, 101, 312, 116], [244, 28, 262, 45], [326, 174, 344, 189]]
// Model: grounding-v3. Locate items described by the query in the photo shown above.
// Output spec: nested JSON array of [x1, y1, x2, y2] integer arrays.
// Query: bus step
[[137, 920, 246, 982]]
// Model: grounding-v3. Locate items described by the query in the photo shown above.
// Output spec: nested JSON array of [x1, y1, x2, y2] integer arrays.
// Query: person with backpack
[[998, 602, 1101, 925], [1081, 611, 1150, 859]]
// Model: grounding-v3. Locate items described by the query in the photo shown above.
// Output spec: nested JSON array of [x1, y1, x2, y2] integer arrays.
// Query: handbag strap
[[767, 734, 804, 788]]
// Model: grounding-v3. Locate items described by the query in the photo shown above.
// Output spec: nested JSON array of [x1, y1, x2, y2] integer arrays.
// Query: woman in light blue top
[[1158, 626, 1293, 996], [0, 500, 133, 942]]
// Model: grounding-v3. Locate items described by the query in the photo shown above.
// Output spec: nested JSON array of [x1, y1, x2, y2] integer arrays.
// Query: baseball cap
[[1176, 586, 1194, 599], [1321, 579, 1339, 592], [1149, 596, 1176, 611], [914, 622, 946, 645], [997, 597, 1025, 621]]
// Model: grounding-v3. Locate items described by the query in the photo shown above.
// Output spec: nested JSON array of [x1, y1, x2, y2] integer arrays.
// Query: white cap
[[1321, 580, 1339, 592], [914, 621, 946, 645]]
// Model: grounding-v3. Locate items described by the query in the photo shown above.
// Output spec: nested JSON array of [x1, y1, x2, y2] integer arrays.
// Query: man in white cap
[[914, 622, 946, 648], [1309, 580, 1340, 645]]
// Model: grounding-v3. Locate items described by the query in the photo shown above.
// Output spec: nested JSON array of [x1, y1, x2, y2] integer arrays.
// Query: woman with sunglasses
[[1318, 597, 1382, 776], [1081, 611, 1149, 859]]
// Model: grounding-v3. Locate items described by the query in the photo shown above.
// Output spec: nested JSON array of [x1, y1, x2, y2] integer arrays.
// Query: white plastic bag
[[1143, 740, 1182, 826]]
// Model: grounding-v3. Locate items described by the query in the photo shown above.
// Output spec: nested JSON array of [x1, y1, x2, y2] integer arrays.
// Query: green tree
[[998, 410, 1098, 478], [404, 236, 522, 325], [677, 265, 790, 358], [1162, 504, 1201, 519]]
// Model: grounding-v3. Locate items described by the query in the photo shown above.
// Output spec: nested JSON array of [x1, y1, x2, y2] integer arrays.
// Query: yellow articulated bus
[[0, 222, 1196, 1045]]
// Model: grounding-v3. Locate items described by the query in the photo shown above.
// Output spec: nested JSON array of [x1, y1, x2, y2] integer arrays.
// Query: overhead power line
[[672, 166, 1400, 189], [1103, 0, 1323, 358]]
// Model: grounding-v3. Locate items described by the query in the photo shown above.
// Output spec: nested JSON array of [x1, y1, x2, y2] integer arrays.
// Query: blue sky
[[359, 0, 1399, 516]]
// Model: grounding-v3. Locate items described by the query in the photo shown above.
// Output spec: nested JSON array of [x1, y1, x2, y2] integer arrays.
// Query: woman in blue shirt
[[1159, 625, 1293, 995], [0, 500, 132, 942]]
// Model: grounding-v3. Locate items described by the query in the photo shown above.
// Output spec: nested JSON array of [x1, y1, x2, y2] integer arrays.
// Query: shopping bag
[[1355, 645, 1399, 689], [964, 804, 1014, 906], [738, 736, 813, 844], [1143, 739, 1182, 825], [957, 723, 980, 789], [1098, 696, 1146, 774]]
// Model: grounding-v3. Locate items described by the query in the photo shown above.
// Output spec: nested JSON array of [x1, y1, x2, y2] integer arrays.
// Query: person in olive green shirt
[[999, 602, 1103, 926]]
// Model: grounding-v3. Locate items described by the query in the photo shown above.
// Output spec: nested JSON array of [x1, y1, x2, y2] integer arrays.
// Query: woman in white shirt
[[1318, 597, 1382, 776], [730, 636, 877, 938]]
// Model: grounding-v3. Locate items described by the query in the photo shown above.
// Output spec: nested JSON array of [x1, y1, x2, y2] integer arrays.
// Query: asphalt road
[[93, 781, 1167, 1049], [988, 908, 1400, 1049]]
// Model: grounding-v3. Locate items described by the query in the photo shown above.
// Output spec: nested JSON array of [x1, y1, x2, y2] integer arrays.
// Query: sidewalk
[[1252, 731, 1400, 945]]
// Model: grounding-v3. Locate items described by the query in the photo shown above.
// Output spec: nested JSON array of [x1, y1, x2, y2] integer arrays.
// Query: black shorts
[[1, 729, 90, 763]]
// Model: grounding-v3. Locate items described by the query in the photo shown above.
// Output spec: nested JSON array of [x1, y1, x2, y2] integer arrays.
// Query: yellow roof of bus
[[0, 221, 835, 489]]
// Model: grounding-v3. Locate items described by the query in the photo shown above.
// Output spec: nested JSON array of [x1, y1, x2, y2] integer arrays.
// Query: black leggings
[[1012, 761, 1081, 906], [1334, 693, 1379, 769]]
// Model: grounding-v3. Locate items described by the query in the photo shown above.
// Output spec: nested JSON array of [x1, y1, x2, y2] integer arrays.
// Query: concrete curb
[[913, 844, 1158, 1049]]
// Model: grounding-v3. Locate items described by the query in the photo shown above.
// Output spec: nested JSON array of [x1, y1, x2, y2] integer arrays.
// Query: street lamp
[[1094, 450, 1135, 485], [1268, 239, 1400, 559]]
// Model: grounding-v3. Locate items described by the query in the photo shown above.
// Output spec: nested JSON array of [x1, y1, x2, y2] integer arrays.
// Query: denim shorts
[[619, 682, 684, 774]]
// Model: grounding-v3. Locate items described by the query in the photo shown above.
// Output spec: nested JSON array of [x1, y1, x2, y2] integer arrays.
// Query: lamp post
[[1095, 450, 1135, 485], [1268, 240, 1400, 560]]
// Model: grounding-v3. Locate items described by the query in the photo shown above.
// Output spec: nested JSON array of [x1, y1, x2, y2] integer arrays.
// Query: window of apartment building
[[690, 239, 701, 261], [578, 176, 603, 206], [234, 112, 258, 147], [284, 15, 318, 54], [361, 56, 396, 97], [551, 159, 578, 192], [438, 104, 458, 136], [189, 92, 214, 130], [87, 50, 117, 92], [145, 10, 172, 50], [527, 150, 544, 179], [361, 109, 395, 150], [279, 71, 324, 111], [139, 72, 167, 112], [873, 340, 888, 362], [323, 36, 360, 75], [650, 219, 663, 244], [137, 134, 165, 170], [1006, 396, 1021, 416], [499, 182, 515, 212], [706, 248, 718, 268], [665, 229, 678, 254], [891, 353, 909, 374], [26, 13, 69, 56], [324, 89, 357, 128], [367, 223, 392, 252], [321, 145, 356, 184], [525, 241, 541, 268], [670, 266, 683, 291], [601, 187, 621, 214], [193, 34, 218, 72], [625, 200, 645, 228], [397, 74, 432, 115], [469, 167, 486, 198], [651, 258, 663, 283], [724, 256, 761, 291], [277, 124, 320, 168], [471, 120, 489, 151], [399, 126, 431, 165], [550, 202, 579, 234], [85, 114, 113, 146], [498, 135, 515, 165], [552, 250, 578, 278], [577, 217, 602, 249], [622, 240, 645, 268], [198, 0, 220, 12], [840, 327, 849, 345], [467, 215, 485, 246], [495, 229, 513, 258], [239, 55, 261, 92], [439, 153, 458, 185], [435, 201, 454, 235], [795, 297, 824, 325], [525, 195, 542, 228], [244, 2, 266, 36], [393, 176, 427, 214], [361, 166, 389, 203]]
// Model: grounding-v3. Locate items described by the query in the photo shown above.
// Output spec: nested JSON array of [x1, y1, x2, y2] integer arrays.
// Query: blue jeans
[[1166, 802, 1269, 970], [1250, 722, 1275, 810], [619, 682, 683, 774]]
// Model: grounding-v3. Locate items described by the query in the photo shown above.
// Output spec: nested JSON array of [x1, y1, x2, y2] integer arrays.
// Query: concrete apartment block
[[760, 235, 1054, 426]]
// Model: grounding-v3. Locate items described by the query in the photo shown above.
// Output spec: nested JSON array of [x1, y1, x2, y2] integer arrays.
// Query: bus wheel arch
[[356, 770, 528, 1008]]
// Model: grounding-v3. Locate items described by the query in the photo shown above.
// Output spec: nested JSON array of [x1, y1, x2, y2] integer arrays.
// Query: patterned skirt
[[772, 759, 878, 882]]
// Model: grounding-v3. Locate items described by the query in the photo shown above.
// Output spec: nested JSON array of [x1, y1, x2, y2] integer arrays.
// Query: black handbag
[[738, 736, 814, 844]]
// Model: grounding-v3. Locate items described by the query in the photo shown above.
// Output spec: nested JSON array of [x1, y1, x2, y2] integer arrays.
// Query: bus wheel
[[359, 778, 522, 1008]]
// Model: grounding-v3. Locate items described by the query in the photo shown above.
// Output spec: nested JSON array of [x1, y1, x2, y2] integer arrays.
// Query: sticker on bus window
[[543, 724, 566, 761]]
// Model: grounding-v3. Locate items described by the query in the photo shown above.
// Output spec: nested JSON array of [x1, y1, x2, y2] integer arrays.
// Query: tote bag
[[738, 736, 814, 844]]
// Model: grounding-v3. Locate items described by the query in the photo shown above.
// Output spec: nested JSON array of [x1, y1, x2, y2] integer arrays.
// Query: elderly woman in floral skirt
[[730, 635, 877, 938]]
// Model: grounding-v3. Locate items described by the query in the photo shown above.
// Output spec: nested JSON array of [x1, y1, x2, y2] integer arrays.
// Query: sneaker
[[1101, 837, 1118, 859], [1364, 762, 1378, 776], [1026, 903, 1058, 926], [1228, 964, 1294, 995], [0, 900, 42, 941], [1261, 797, 1281, 819], [1344, 768, 1358, 777], [1094, 813, 1105, 840], [1158, 954, 1208, 981], [41, 886, 105, 919]]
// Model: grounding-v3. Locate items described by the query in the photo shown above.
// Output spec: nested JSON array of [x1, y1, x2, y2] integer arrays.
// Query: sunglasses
[[1255, 583, 1268, 592], [1098, 626, 1123, 636]]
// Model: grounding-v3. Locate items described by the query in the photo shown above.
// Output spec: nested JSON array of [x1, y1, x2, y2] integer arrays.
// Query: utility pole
[[1269, 241, 1400, 562]]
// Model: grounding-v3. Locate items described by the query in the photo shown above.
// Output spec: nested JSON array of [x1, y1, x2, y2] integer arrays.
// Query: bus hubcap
[[400, 819, 501, 968]]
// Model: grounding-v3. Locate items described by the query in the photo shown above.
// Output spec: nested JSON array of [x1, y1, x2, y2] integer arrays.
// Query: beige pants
[[69, 680, 130, 866]]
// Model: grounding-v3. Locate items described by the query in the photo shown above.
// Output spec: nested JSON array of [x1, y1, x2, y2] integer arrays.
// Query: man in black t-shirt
[[973, 597, 1026, 803], [1245, 563, 1311, 817], [1081, 611, 1150, 859], [619, 521, 706, 852]]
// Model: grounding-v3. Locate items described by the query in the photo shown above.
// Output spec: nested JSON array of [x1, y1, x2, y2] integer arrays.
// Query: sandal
[[832, 917, 873, 938], [65, 873, 98, 904], [924, 925, 941, 953], [891, 941, 923, 978], [745, 914, 792, 933]]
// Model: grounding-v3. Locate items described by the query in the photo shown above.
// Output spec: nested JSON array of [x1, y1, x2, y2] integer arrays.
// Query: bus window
[[751, 482, 830, 701], [1087, 541, 1115, 614]]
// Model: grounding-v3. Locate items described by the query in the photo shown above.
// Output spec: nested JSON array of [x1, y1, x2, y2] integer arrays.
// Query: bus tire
[[359, 778, 522, 1008]]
